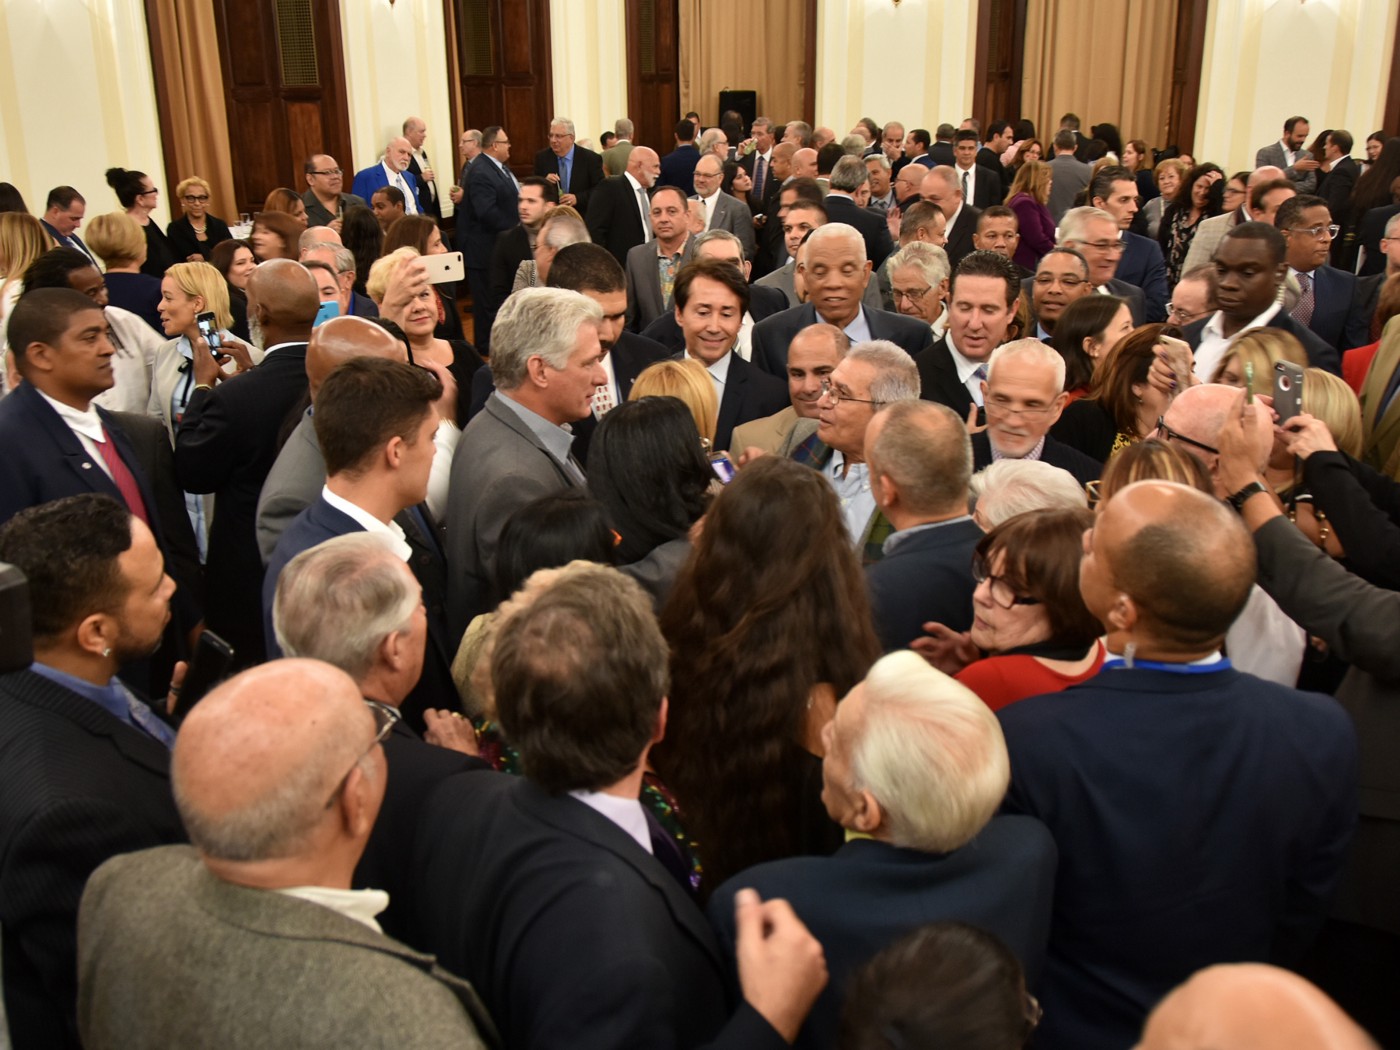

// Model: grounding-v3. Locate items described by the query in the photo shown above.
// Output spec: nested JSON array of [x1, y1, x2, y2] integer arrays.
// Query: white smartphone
[[427, 250, 465, 284]]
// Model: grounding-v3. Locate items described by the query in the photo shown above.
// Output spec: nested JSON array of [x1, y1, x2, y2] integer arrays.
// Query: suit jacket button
[[82, 462, 92, 469]]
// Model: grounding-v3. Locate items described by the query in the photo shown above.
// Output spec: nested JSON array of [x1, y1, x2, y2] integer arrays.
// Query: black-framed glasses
[[324, 701, 398, 809], [1155, 416, 1219, 456], [182, 194, 210, 203], [892, 285, 933, 304], [819, 379, 881, 406], [971, 558, 1042, 609], [1292, 223, 1340, 239], [138, 187, 159, 196]]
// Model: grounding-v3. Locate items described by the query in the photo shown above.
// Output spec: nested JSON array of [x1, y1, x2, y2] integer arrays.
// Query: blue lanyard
[[1101, 657, 1232, 674]]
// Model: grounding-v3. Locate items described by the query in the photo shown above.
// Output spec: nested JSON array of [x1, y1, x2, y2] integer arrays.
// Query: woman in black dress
[[106, 166, 175, 278], [167, 176, 232, 262]]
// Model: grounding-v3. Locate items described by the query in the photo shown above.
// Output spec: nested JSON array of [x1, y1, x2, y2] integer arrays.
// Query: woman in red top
[[953, 508, 1105, 711]]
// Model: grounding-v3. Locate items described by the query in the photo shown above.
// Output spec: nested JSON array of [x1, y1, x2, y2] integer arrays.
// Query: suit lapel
[[1362, 321, 1400, 456], [18, 383, 127, 502], [9, 669, 172, 777], [484, 395, 577, 485], [715, 354, 748, 447]]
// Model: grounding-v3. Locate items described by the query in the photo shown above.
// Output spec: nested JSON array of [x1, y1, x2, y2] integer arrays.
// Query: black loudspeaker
[[718, 90, 757, 130], [0, 563, 33, 674]]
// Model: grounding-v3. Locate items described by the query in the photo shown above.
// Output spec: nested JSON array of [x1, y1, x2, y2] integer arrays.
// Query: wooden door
[[626, 0, 680, 154], [973, 0, 1027, 132]]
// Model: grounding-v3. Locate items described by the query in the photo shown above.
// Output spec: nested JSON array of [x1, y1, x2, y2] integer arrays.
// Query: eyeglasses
[[1155, 416, 1219, 456], [310, 167, 343, 176], [891, 285, 933, 304], [1292, 223, 1340, 239], [1033, 274, 1086, 288], [1166, 302, 1207, 324], [323, 701, 398, 809], [984, 397, 1056, 419], [1072, 239, 1127, 253], [819, 379, 882, 406], [138, 187, 159, 197], [182, 194, 210, 204], [971, 558, 1042, 609]]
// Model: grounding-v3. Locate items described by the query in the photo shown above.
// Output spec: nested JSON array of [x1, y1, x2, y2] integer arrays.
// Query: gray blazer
[[78, 845, 496, 1050], [445, 392, 583, 632], [255, 409, 323, 563], [624, 236, 696, 330], [1254, 142, 1318, 195], [1181, 208, 1244, 274], [701, 189, 757, 260], [1047, 154, 1093, 223]]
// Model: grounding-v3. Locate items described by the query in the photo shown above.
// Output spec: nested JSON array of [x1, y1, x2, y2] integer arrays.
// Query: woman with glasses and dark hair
[[106, 166, 176, 278], [167, 176, 232, 262]]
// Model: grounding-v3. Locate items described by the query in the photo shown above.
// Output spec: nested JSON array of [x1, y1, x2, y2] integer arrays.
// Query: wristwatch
[[1226, 480, 1268, 511]]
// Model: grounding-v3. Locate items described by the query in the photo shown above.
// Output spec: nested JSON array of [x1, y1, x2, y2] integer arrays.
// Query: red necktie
[[96, 426, 151, 527]]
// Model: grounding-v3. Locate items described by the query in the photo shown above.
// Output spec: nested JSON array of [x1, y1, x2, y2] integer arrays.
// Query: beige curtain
[[1022, 0, 1178, 151], [149, 0, 238, 219], [679, 0, 807, 125]]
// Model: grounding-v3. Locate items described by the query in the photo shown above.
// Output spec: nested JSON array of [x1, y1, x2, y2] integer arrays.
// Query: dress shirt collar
[[381, 161, 405, 184], [696, 349, 733, 387], [842, 305, 873, 344], [262, 340, 302, 358], [30, 661, 136, 726], [624, 171, 645, 194], [37, 388, 104, 442], [930, 310, 949, 342], [569, 789, 652, 854], [991, 435, 1046, 463], [827, 190, 856, 201], [946, 201, 964, 233], [320, 486, 412, 562], [484, 154, 512, 178], [1288, 265, 1317, 281], [653, 234, 689, 259], [274, 885, 390, 933], [495, 391, 578, 469], [945, 333, 985, 385], [1202, 301, 1282, 342], [882, 515, 975, 555], [1278, 140, 1296, 164]]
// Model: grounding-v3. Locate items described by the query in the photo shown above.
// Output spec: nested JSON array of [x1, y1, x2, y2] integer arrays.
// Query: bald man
[[999, 480, 1358, 1050], [1159, 383, 1275, 499], [585, 145, 662, 265], [351, 135, 422, 214], [77, 661, 494, 1049], [175, 259, 320, 667], [1135, 963, 1378, 1050], [791, 147, 818, 180]]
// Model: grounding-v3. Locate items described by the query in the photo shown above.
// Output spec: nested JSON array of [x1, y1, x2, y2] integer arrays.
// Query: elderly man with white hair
[[351, 136, 421, 215], [974, 337, 1101, 485], [751, 222, 933, 377], [1056, 206, 1147, 324], [706, 649, 1057, 1050], [887, 241, 951, 341], [969, 459, 1089, 530]]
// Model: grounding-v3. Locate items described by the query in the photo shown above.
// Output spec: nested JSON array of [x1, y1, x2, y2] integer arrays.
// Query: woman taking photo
[[105, 166, 176, 278], [167, 176, 232, 262], [382, 215, 465, 341]]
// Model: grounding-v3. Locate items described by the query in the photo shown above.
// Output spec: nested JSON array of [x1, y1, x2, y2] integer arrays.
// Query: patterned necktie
[[96, 427, 151, 527], [971, 364, 988, 406], [396, 172, 417, 214], [962, 169, 970, 201], [638, 186, 652, 241], [753, 154, 767, 201], [1292, 271, 1315, 328], [592, 381, 615, 418]]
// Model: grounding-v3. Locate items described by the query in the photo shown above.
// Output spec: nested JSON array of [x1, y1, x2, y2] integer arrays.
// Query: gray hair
[[539, 213, 590, 250], [306, 240, 356, 275], [986, 337, 1067, 392], [829, 155, 871, 193], [1058, 206, 1117, 246], [787, 120, 814, 146], [1386, 212, 1400, 240], [969, 459, 1088, 528], [273, 533, 419, 681], [849, 651, 1009, 852], [887, 241, 950, 288], [614, 117, 634, 139], [925, 165, 961, 195], [550, 117, 576, 137], [867, 400, 970, 515], [847, 340, 920, 405], [491, 287, 603, 390], [697, 128, 725, 154], [463, 129, 483, 146], [841, 135, 868, 156], [806, 221, 866, 264], [694, 227, 746, 263], [866, 153, 892, 172]]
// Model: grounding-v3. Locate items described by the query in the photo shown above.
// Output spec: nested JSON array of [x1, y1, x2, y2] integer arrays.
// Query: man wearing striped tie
[[351, 137, 422, 216]]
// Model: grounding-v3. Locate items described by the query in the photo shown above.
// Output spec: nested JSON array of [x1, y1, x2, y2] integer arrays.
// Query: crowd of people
[[0, 103, 1398, 1050]]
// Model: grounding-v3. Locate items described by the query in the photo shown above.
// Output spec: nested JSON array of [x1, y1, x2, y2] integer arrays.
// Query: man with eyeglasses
[[1089, 166, 1168, 322], [887, 241, 951, 341], [76, 660, 496, 1050], [1165, 265, 1216, 328], [1275, 195, 1374, 352], [1028, 247, 1094, 341], [1180, 223, 1339, 380], [302, 154, 367, 230], [533, 116, 604, 216], [972, 338, 1099, 485], [1055, 207, 1147, 325]]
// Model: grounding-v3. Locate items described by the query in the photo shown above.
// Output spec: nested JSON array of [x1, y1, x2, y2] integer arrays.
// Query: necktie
[[396, 172, 417, 214], [638, 186, 652, 241], [971, 364, 988, 406], [962, 169, 970, 201], [115, 681, 176, 748], [1292, 271, 1315, 328], [753, 154, 767, 200], [559, 155, 570, 194], [96, 427, 151, 527], [592, 381, 615, 418], [644, 809, 694, 895]]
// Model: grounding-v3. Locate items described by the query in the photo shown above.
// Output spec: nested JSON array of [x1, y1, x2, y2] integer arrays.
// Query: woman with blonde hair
[[105, 166, 176, 277], [261, 186, 308, 228], [167, 175, 232, 262], [1142, 157, 1188, 241], [1005, 159, 1055, 269], [1209, 328, 1309, 389], [0, 212, 54, 386], [85, 211, 164, 333], [629, 357, 719, 449]]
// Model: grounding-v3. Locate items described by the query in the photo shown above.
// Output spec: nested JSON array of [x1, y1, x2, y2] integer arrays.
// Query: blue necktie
[[559, 155, 570, 194], [115, 681, 177, 748]]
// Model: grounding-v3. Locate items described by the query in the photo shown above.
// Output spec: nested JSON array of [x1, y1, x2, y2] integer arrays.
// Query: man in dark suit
[[971, 339, 1101, 485], [914, 250, 1019, 415], [752, 224, 933, 378], [739, 117, 779, 212], [585, 146, 661, 266], [39, 186, 97, 265], [1277, 194, 1374, 351], [403, 116, 441, 219], [920, 166, 981, 271], [175, 260, 318, 666], [692, 152, 757, 259], [928, 124, 957, 168], [1181, 222, 1341, 378], [674, 257, 788, 452], [487, 175, 557, 305], [1318, 129, 1360, 267], [1001, 481, 1357, 1050], [458, 125, 520, 352], [976, 121, 1015, 197], [1090, 166, 1169, 322], [534, 116, 605, 217], [1355, 201, 1400, 277], [412, 563, 828, 1050], [351, 137, 423, 214], [1057, 206, 1149, 325], [951, 130, 1002, 210], [0, 495, 187, 1050], [659, 118, 702, 196], [825, 155, 894, 269], [708, 648, 1055, 1050]]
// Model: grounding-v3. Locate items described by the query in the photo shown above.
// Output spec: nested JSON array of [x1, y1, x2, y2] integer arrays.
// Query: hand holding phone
[[1273, 362, 1306, 425], [172, 631, 236, 722], [195, 311, 222, 352], [426, 251, 465, 285]]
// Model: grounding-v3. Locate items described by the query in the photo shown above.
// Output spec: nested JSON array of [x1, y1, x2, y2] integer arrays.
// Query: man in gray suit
[[1047, 129, 1092, 223], [625, 184, 695, 330], [76, 660, 496, 1050], [692, 153, 757, 259], [445, 288, 605, 632], [1255, 116, 1320, 194]]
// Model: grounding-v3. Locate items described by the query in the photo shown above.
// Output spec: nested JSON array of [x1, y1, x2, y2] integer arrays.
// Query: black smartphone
[[1273, 361, 1305, 425], [195, 310, 222, 352], [173, 631, 235, 721]]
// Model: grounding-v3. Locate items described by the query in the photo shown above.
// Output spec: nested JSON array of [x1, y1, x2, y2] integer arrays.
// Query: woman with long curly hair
[[655, 455, 882, 894]]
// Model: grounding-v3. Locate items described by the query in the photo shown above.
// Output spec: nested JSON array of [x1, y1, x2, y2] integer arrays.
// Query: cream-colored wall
[[0, 0, 169, 223], [550, 0, 628, 151], [814, 0, 979, 137], [1196, 0, 1398, 174], [339, 0, 455, 216]]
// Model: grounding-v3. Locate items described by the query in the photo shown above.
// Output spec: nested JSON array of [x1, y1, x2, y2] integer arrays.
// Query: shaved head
[[246, 258, 320, 332], [1163, 384, 1274, 493], [306, 316, 406, 396]]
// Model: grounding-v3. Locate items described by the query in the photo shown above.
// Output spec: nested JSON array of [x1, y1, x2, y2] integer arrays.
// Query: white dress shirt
[[411, 146, 436, 204], [822, 450, 878, 545], [841, 306, 873, 345], [320, 485, 413, 562], [275, 885, 391, 933], [382, 162, 418, 215], [1193, 302, 1282, 382], [956, 163, 978, 206], [624, 171, 652, 241], [945, 332, 988, 407], [700, 349, 734, 396], [569, 789, 652, 854], [38, 390, 113, 479]]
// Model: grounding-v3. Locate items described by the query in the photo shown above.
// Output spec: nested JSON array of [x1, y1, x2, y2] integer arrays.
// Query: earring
[[101, 647, 112, 658]]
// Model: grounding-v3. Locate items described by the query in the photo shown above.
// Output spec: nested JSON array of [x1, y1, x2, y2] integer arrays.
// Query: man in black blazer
[[1277, 194, 1375, 351], [1355, 201, 1400, 277], [915, 250, 1020, 415], [412, 564, 828, 1050], [403, 116, 441, 219], [1058, 206, 1150, 325], [825, 156, 893, 269], [176, 260, 318, 667], [487, 175, 556, 305], [751, 224, 932, 378], [1001, 482, 1357, 1050], [920, 165, 982, 270], [534, 117, 605, 217], [1089, 167, 1170, 322], [39, 186, 98, 265], [0, 495, 187, 1050], [1180, 222, 1340, 378], [459, 125, 521, 352], [585, 146, 661, 266], [951, 130, 1003, 210], [1318, 130, 1361, 267], [863, 401, 984, 651]]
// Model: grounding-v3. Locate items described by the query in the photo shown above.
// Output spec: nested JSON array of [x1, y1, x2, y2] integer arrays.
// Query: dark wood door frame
[[971, 0, 1027, 131], [1384, 12, 1400, 136], [1167, 0, 1209, 154]]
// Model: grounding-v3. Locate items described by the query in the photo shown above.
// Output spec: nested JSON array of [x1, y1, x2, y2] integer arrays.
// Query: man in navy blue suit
[[707, 649, 1056, 1050], [659, 118, 701, 197], [459, 125, 520, 352], [40, 186, 98, 266], [351, 137, 422, 215], [1089, 166, 1168, 322], [1276, 195, 1375, 351], [1000, 480, 1358, 1050]]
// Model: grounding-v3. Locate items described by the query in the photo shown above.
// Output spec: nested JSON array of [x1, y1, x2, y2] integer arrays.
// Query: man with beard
[[352, 137, 421, 215]]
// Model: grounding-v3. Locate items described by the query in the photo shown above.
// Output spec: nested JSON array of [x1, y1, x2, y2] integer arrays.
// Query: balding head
[[1082, 481, 1255, 654], [305, 316, 406, 397], [792, 147, 819, 179], [867, 399, 972, 520], [1249, 165, 1285, 186], [626, 146, 660, 188], [173, 659, 386, 879], [246, 259, 320, 346], [1136, 963, 1378, 1050], [1162, 384, 1273, 494]]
